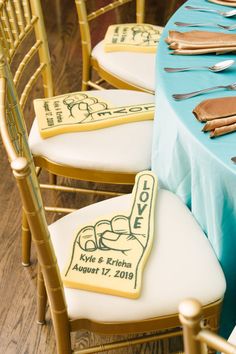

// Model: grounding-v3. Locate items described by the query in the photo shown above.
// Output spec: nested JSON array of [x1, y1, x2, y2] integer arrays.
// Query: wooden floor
[[0, 1, 186, 353]]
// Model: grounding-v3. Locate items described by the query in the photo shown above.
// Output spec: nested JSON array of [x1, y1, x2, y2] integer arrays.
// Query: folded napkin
[[208, 0, 236, 7], [104, 23, 163, 53], [166, 30, 236, 55], [193, 96, 236, 137]]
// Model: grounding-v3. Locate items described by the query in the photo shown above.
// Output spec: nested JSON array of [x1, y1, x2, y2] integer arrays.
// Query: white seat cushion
[[49, 189, 226, 322], [29, 90, 153, 173], [92, 41, 156, 92]]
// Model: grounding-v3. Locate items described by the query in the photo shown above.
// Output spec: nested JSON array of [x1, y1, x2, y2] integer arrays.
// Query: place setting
[[175, 2, 236, 30], [161, 0, 236, 142], [165, 0, 236, 55]]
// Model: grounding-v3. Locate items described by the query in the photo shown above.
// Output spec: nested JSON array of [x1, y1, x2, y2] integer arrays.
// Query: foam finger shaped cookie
[[62, 171, 158, 298]]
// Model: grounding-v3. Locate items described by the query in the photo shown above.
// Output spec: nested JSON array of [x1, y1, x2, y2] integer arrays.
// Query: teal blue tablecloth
[[152, 0, 236, 338]]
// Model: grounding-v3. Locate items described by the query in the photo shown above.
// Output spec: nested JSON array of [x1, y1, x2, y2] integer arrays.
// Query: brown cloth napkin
[[165, 30, 236, 55], [208, 0, 236, 7], [193, 96, 236, 137]]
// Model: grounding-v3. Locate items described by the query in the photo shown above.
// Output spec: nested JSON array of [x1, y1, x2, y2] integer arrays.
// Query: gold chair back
[[75, 0, 147, 91], [0, 0, 54, 266], [0, 48, 71, 353], [0, 0, 53, 110], [179, 299, 236, 354]]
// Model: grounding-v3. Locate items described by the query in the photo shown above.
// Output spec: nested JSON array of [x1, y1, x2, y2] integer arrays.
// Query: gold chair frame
[[75, 0, 156, 94], [0, 0, 136, 267], [0, 49, 223, 353], [179, 299, 236, 354]]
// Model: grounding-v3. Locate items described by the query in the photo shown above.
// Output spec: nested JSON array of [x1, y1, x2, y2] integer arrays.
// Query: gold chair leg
[[22, 211, 31, 266], [37, 265, 47, 325], [53, 316, 72, 354], [37, 268, 72, 353]]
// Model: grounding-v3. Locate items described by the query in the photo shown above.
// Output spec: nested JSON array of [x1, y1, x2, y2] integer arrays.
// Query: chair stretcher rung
[[87, 0, 131, 21], [40, 183, 125, 196]]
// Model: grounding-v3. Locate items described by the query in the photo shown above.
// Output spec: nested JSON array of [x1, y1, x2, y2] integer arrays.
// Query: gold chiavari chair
[[0, 0, 154, 267], [0, 47, 226, 353], [179, 299, 236, 354], [75, 0, 163, 93]]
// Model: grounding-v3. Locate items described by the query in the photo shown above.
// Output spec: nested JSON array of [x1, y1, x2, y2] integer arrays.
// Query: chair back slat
[[87, 0, 132, 21], [30, 0, 53, 98], [0, 20, 10, 57], [75, 0, 91, 72], [8, 0, 20, 41], [0, 76, 17, 161], [0, 60, 30, 165], [0, 0, 53, 118], [76, 0, 145, 22], [13, 39, 42, 86], [2, 7, 15, 48], [1, 0, 31, 53], [19, 62, 46, 109], [14, 0, 26, 32], [22, 0, 32, 25], [5, 100, 24, 157]]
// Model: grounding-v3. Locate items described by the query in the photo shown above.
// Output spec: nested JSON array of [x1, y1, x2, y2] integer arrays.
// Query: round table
[[152, 0, 236, 337]]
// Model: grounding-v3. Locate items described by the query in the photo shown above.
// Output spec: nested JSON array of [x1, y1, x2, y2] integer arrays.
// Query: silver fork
[[172, 83, 236, 100], [185, 5, 236, 17], [175, 21, 236, 30]]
